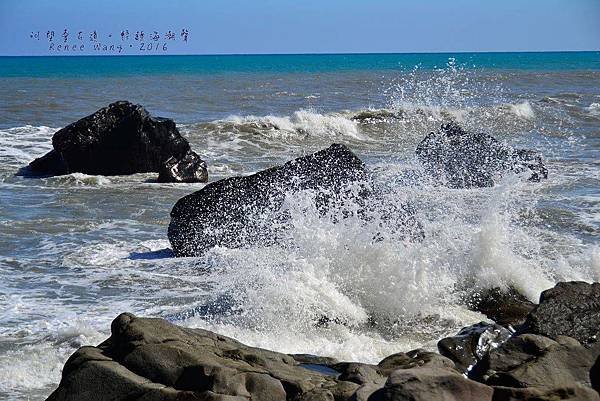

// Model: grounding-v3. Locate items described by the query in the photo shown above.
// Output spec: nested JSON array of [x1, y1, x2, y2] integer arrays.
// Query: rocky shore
[[23, 103, 593, 400], [46, 281, 600, 401]]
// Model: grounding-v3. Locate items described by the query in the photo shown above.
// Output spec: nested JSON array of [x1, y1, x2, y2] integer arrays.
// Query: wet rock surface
[[520, 281, 600, 344], [47, 313, 486, 401], [471, 334, 600, 396], [46, 281, 600, 401], [466, 286, 536, 328], [416, 123, 548, 188], [438, 322, 512, 373], [158, 149, 208, 183], [168, 143, 422, 257], [23, 101, 207, 183]]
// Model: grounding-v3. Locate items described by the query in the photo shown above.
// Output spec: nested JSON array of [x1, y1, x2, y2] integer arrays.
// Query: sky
[[0, 0, 599, 56]]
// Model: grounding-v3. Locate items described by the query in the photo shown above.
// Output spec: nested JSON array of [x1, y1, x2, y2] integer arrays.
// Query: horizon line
[[1, 49, 599, 58]]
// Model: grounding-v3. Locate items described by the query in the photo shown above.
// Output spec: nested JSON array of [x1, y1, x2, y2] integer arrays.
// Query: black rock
[[23, 101, 207, 183], [592, 354, 600, 393], [520, 281, 600, 344], [158, 149, 208, 183], [438, 322, 512, 373], [466, 286, 536, 328], [27, 150, 68, 176], [168, 143, 422, 257], [416, 123, 548, 188]]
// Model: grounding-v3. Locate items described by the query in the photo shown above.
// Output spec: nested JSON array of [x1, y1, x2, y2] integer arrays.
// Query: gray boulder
[[24, 101, 207, 183], [46, 313, 358, 401], [471, 334, 600, 391], [381, 367, 494, 401], [47, 312, 600, 401], [45, 314, 503, 401], [377, 349, 456, 375], [492, 385, 600, 401], [521, 281, 600, 344]]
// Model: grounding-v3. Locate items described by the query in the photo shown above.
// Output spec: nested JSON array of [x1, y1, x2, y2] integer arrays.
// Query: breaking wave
[[1, 58, 599, 400]]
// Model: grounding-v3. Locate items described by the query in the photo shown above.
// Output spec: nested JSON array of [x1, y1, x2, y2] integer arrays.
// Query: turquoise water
[[1, 51, 600, 77]]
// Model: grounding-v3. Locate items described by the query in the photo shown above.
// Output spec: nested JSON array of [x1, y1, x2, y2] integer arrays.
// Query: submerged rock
[[23, 101, 207, 183], [416, 123, 548, 188], [438, 322, 512, 373], [168, 143, 422, 257], [521, 281, 600, 344]]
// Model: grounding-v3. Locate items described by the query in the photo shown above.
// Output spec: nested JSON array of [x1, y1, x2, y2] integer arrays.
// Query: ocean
[[0, 52, 599, 400]]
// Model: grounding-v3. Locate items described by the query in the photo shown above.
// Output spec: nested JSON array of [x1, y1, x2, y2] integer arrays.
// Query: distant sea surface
[[1, 52, 599, 400]]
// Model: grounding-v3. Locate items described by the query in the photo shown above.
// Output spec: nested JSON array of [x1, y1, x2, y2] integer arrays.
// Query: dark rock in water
[[471, 334, 600, 392], [416, 123, 548, 188], [27, 150, 69, 176], [351, 109, 401, 123], [23, 101, 207, 183], [521, 281, 600, 344], [158, 149, 208, 183], [466, 286, 536, 328], [438, 322, 512, 373], [168, 143, 423, 257]]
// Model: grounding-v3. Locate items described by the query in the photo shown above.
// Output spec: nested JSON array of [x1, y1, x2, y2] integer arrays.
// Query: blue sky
[[0, 0, 599, 55]]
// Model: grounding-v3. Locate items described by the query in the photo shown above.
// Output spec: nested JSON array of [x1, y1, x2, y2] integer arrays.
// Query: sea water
[[0, 52, 599, 400]]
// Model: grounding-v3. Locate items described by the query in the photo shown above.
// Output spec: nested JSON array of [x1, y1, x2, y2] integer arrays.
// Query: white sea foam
[[587, 102, 600, 116], [507, 101, 535, 119], [223, 109, 363, 140], [0, 125, 56, 167], [170, 171, 595, 363], [0, 314, 108, 396], [50, 172, 113, 186]]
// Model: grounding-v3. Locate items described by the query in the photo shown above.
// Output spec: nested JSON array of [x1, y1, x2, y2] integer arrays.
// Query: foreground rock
[[520, 281, 600, 344], [416, 123, 548, 188], [47, 313, 493, 401], [471, 334, 600, 399], [168, 143, 422, 257], [23, 101, 207, 183], [47, 296, 600, 401]]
